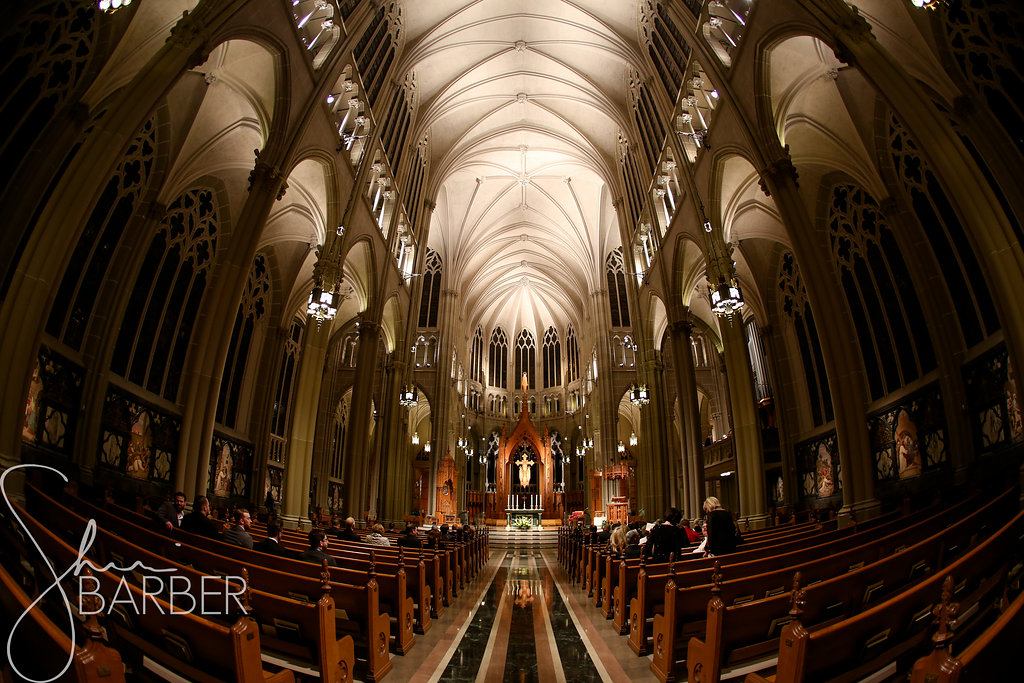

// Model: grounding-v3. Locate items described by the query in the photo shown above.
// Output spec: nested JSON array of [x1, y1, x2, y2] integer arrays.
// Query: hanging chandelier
[[910, 0, 946, 8], [617, 441, 625, 454], [98, 0, 131, 12], [575, 444, 586, 458], [701, 208, 745, 319], [411, 431, 419, 445], [399, 385, 418, 407], [709, 277, 744, 317], [307, 282, 338, 327], [629, 431, 638, 446], [629, 384, 650, 407]]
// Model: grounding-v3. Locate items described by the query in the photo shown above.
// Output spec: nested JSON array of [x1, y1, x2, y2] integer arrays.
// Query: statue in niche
[[126, 412, 152, 480], [213, 443, 233, 497], [22, 362, 43, 442], [815, 442, 834, 497], [896, 409, 922, 479], [515, 451, 534, 487]]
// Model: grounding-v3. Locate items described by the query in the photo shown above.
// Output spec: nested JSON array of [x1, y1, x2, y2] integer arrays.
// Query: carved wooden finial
[[368, 550, 376, 578], [711, 560, 723, 597], [320, 559, 331, 596], [239, 567, 252, 617], [788, 571, 806, 620], [668, 552, 676, 579], [398, 544, 405, 564], [78, 566, 105, 641], [932, 575, 959, 647]]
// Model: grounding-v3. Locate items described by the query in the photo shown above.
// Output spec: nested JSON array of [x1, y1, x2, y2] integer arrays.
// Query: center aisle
[[386, 549, 658, 683]]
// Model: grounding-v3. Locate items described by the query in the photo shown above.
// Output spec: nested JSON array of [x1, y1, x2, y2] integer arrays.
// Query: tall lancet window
[[543, 326, 561, 388], [606, 248, 631, 327], [566, 324, 579, 382], [418, 248, 442, 327], [515, 329, 537, 390], [470, 326, 484, 383], [488, 327, 508, 388]]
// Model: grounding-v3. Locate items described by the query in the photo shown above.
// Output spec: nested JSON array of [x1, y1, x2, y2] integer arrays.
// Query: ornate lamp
[[629, 384, 650, 407], [629, 431, 638, 446], [617, 441, 625, 454], [701, 207, 745, 319], [399, 385, 418, 407], [98, 0, 132, 11], [411, 431, 419, 445]]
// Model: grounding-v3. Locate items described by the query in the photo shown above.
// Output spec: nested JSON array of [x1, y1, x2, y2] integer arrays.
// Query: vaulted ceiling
[[400, 0, 646, 337]]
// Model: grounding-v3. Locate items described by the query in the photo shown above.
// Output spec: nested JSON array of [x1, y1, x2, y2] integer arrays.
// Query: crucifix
[[514, 452, 534, 487]]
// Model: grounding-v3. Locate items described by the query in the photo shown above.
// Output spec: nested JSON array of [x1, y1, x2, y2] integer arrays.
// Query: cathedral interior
[[4, 0, 1024, 531], [2, 0, 1024, 680]]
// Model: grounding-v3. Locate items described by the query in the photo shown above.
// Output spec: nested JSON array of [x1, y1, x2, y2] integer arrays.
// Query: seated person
[[364, 523, 391, 546], [298, 529, 337, 567], [222, 508, 253, 549], [679, 517, 701, 544], [156, 491, 186, 531], [181, 495, 222, 539], [397, 523, 423, 548], [335, 517, 361, 543], [254, 522, 297, 558], [644, 507, 684, 562], [624, 529, 642, 559]]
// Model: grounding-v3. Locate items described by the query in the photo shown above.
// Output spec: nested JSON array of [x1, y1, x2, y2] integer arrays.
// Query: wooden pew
[[22, 494, 389, 680], [648, 488, 1016, 682], [743, 510, 1024, 683], [910, 576, 1024, 682], [0, 564, 125, 683]]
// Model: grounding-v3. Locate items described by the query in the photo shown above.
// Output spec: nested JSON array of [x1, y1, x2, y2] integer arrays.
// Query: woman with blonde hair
[[703, 496, 737, 556], [609, 524, 627, 554]]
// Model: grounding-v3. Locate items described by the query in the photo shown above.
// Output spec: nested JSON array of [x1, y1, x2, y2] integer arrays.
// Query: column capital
[[668, 318, 695, 339], [247, 149, 288, 200], [166, 10, 211, 69], [356, 318, 381, 336], [829, 6, 875, 67], [758, 145, 799, 196]]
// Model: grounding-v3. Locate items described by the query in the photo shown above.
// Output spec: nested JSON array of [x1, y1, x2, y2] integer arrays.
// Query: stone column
[[281, 320, 332, 527], [342, 319, 381, 516], [667, 315, 705, 519], [375, 358, 409, 520], [719, 315, 766, 523], [638, 357, 672, 518], [758, 153, 878, 520]]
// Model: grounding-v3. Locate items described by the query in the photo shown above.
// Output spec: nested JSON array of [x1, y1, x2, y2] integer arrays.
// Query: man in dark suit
[[298, 529, 337, 567], [336, 517, 361, 543], [396, 523, 422, 549], [156, 491, 186, 531], [254, 522, 296, 558], [222, 508, 253, 549], [181, 495, 221, 539]]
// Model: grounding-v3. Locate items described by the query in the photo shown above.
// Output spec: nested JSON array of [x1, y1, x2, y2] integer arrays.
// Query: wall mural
[[795, 432, 840, 501], [22, 347, 83, 454], [868, 384, 946, 482], [963, 344, 1022, 454], [99, 388, 178, 483], [207, 435, 252, 499]]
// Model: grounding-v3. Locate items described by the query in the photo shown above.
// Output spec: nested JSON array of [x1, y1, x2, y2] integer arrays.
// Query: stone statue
[[515, 452, 534, 486]]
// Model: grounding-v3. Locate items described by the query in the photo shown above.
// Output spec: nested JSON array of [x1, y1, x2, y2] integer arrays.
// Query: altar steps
[[486, 525, 559, 549]]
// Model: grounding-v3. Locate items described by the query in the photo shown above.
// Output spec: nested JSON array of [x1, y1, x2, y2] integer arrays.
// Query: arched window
[[514, 329, 537, 389], [887, 113, 1000, 347], [418, 248, 442, 327], [828, 183, 935, 400], [606, 248, 631, 327], [566, 324, 579, 382], [271, 319, 304, 441], [470, 326, 484, 382], [543, 326, 561, 388], [329, 393, 350, 480], [47, 117, 157, 349], [111, 187, 219, 402], [216, 254, 271, 428], [779, 252, 832, 426], [488, 327, 508, 388]]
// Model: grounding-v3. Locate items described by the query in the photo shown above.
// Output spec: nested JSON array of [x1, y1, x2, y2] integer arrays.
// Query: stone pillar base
[[838, 497, 882, 528], [738, 513, 771, 531], [279, 513, 311, 532]]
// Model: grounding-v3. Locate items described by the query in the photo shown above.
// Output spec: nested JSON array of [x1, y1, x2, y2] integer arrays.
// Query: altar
[[485, 375, 564, 524], [505, 509, 544, 528]]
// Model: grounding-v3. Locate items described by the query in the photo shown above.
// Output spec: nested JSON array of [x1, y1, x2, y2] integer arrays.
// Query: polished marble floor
[[385, 549, 658, 683]]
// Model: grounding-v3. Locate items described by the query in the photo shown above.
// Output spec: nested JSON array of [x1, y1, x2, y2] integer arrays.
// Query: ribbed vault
[[401, 0, 643, 334]]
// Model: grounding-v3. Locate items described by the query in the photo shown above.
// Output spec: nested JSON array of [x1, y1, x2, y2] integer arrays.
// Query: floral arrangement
[[513, 516, 533, 529]]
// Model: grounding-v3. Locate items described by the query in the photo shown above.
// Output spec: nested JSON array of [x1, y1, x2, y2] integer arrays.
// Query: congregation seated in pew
[[300, 528, 339, 567]]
